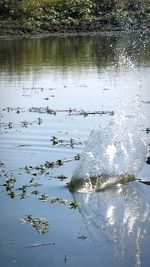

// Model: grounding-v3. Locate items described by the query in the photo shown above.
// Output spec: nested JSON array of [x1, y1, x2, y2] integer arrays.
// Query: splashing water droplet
[[69, 110, 147, 192]]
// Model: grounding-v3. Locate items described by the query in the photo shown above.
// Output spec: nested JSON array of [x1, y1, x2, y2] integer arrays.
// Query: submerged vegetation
[[0, 0, 149, 36]]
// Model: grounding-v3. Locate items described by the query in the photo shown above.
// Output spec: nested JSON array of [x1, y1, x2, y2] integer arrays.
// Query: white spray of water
[[70, 94, 147, 192], [69, 43, 149, 192]]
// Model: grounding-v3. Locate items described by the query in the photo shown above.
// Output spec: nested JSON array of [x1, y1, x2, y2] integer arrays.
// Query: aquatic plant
[[2, 178, 16, 191], [51, 136, 59, 145], [50, 136, 82, 148], [37, 117, 43, 125], [57, 175, 67, 181], [24, 158, 72, 176], [21, 120, 33, 128], [146, 128, 150, 134], [38, 193, 49, 202], [74, 154, 80, 161], [37, 193, 79, 209], [26, 242, 55, 248], [21, 214, 49, 234], [0, 161, 4, 167], [69, 200, 79, 209], [1, 173, 43, 199], [8, 191, 15, 198], [31, 190, 40, 195], [64, 255, 69, 263], [77, 235, 87, 239], [146, 156, 150, 165], [1, 106, 115, 117]]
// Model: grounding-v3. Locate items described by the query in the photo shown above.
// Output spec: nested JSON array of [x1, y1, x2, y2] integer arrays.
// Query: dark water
[[0, 33, 150, 267]]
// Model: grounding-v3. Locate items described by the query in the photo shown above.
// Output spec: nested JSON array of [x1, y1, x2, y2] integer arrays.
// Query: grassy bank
[[0, 0, 149, 36]]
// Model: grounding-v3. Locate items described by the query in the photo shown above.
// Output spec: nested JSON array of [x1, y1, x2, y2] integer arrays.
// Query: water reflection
[[0, 33, 149, 74], [73, 181, 150, 266]]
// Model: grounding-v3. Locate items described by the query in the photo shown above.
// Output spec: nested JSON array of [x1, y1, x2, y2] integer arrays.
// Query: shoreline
[[0, 29, 149, 41], [0, 28, 149, 40], [0, 17, 149, 40]]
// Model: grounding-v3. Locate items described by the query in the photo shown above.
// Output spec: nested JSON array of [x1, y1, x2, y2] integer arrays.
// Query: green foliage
[[92, 0, 116, 15], [116, 0, 149, 11], [0, 0, 149, 20], [0, 0, 149, 34], [0, 0, 22, 18], [49, 0, 93, 19]]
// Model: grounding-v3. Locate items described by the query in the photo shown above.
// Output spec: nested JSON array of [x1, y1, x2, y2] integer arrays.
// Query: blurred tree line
[[0, 0, 149, 20]]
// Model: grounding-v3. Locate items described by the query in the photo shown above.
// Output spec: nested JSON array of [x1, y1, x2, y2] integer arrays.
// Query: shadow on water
[[72, 181, 150, 266]]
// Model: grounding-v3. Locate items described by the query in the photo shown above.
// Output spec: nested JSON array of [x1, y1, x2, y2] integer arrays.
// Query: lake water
[[0, 32, 150, 267]]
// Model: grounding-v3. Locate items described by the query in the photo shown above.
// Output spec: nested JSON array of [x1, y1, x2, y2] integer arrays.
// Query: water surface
[[0, 32, 150, 267]]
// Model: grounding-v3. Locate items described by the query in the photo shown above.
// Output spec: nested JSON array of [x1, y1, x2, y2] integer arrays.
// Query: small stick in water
[[26, 242, 55, 248]]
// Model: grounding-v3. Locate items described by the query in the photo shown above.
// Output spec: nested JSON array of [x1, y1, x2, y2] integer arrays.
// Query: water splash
[[72, 182, 150, 266], [69, 97, 147, 192]]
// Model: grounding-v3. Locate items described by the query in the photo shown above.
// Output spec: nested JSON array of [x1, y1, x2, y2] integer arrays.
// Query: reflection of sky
[[0, 66, 149, 124], [73, 181, 150, 267]]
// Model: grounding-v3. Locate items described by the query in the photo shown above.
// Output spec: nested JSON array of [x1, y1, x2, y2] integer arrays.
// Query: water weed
[[21, 215, 49, 234]]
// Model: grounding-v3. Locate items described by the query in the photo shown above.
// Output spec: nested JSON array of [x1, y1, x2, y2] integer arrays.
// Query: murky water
[[0, 32, 150, 267]]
